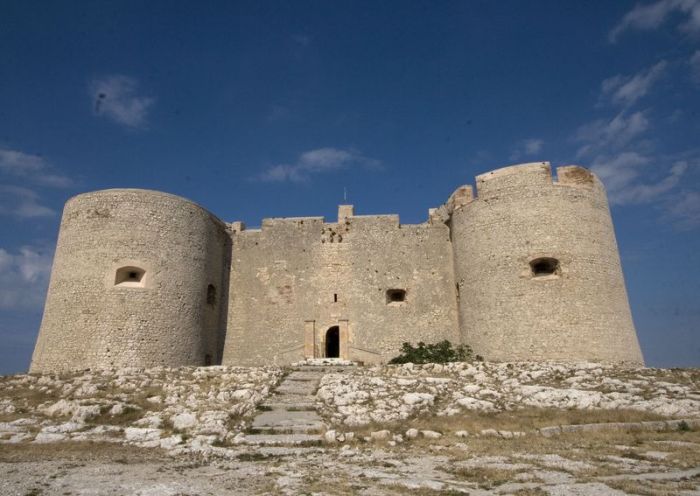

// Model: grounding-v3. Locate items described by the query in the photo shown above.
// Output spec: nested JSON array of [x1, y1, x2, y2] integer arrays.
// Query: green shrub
[[388, 340, 474, 364]]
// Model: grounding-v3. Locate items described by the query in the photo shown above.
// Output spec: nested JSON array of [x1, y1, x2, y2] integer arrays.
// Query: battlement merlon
[[445, 162, 606, 213], [338, 204, 354, 222]]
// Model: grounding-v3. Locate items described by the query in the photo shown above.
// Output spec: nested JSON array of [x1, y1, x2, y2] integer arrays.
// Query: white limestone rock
[[421, 430, 442, 439], [324, 429, 338, 443], [43, 399, 76, 417], [160, 434, 183, 449], [72, 405, 101, 422], [405, 428, 419, 439], [370, 430, 391, 441], [135, 414, 163, 429], [402, 392, 434, 405], [124, 427, 162, 442], [172, 412, 198, 430], [33, 432, 68, 443], [456, 397, 495, 411], [43, 422, 83, 434]]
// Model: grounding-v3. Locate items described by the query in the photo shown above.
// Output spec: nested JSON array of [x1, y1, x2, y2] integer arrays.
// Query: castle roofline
[[65, 188, 228, 230], [446, 162, 604, 213]]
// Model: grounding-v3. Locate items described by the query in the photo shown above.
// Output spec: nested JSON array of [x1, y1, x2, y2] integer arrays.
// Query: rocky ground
[[1, 361, 699, 495]]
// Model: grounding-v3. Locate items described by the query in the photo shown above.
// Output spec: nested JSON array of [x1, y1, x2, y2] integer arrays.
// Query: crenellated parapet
[[446, 162, 605, 215]]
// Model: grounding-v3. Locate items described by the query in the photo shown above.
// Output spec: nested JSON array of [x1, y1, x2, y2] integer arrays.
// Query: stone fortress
[[30, 162, 644, 373]]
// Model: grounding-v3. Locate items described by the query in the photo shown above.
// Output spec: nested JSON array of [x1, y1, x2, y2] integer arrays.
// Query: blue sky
[[1, 0, 699, 374]]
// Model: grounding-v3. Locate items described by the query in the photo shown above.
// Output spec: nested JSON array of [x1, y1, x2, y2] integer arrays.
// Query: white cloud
[[257, 147, 381, 182], [571, 56, 696, 222], [0, 147, 73, 188], [591, 155, 688, 205], [666, 190, 700, 228], [0, 245, 53, 310], [509, 138, 544, 161], [691, 50, 700, 83], [574, 111, 650, 158], [609, 0, 700, 42], [0, 185, 55, 218], [574, 102, 689, 207], [0, 148, 44, 174], [90, 75, 155, 128], [601, 61, 667, 107]]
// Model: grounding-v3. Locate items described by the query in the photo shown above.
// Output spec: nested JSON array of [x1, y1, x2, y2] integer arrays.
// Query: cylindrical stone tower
[[30, 189, 230, 372], [449, 162, 643, 364]]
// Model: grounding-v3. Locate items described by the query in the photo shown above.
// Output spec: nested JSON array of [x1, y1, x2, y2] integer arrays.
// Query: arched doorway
[[325, 326, 340, 358]]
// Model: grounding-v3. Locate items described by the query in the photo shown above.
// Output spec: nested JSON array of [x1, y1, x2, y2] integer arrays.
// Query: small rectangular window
[[530, 257, 560, 278], [386, 289, 406, 304], [114, 266, 146, 287]]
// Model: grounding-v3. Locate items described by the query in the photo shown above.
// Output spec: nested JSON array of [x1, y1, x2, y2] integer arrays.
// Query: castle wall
[[449, 162, 643, 364], [30, 189, 230, 373], [222, 212, 460, 366]]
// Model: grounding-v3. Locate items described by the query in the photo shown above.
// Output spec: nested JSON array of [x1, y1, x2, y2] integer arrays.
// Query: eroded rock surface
[[0, 366, 282, 450], [316, 361, 700, 426]]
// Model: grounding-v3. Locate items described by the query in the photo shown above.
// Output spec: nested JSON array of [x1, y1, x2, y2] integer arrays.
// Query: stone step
[[249, 423, 325, 434], [244, 364, 337, 447], [261, 402, 316, 411], [241, 433, 323, 446], [292, 358, 357, 368], [284, 371, 324, 382], [291, 364, 357, 372], [275, 383, 319, 395], [263, 393, 317, 403], [252, 410, 324, 429]]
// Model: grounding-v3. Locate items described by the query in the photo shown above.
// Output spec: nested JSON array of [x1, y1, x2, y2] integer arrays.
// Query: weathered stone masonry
[[30, 162, 644, 372]]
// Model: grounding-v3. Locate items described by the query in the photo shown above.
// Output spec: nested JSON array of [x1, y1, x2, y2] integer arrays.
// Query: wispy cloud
[[573, 107, 690, 206], [691, 50, 700, 83], [0, 147, 73, 188], [609, 0, 700, 42], [666, 190, 700, 228], [592, 155, 687, 205], [90, 75, 155, 128], [509, 138, 544, 161], [574, 111, 650, 158], [0, 245, 53, 310], [600, 61, 667, 107], [257, 147, 382, 182], [0, 148, 44, 174], [590, 2, 700, 223], [0, 186, 55, 218]]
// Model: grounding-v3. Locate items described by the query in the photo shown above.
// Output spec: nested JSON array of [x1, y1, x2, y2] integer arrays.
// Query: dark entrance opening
[[325, 326, 340, 358]]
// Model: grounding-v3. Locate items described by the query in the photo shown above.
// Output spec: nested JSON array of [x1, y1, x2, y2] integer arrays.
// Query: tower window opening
[[114, 266, 146, 287], [530, 257, 560, 277], [207, 284, 217, 305], [386, 289, 406, 304], [333, 293, 338, 303]]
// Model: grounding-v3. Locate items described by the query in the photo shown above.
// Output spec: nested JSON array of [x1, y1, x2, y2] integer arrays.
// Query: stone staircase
[[241, 361, 354, 446]]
